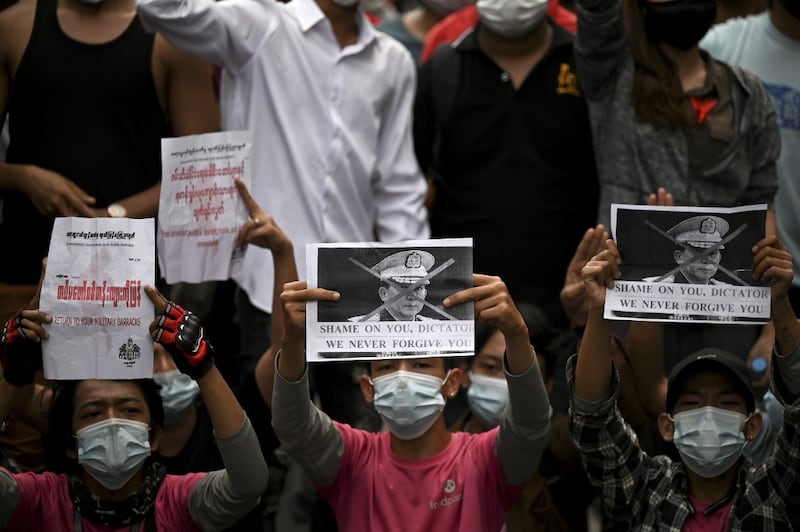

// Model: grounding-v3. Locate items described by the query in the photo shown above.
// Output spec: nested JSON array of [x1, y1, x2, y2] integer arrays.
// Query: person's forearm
[[106, 183, 161, 218], [0, 162, 27, 192], [197, 366, 245, 438], [574, 307, 614, 402], [773, 295, 800, 357], [276, 339, 305, 383], [505, 331, 535, 376]]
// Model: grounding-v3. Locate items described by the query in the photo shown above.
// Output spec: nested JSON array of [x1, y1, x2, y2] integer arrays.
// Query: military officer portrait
[[643, 215, 731, 285], [348, 250, 440, 322]]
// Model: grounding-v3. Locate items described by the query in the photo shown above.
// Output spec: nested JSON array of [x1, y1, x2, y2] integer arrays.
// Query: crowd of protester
[[0, 0, 798, 528]]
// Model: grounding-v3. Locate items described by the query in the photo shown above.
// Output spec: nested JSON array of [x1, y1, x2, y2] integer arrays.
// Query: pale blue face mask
[[466, 372, 508, 429], [154, 369, 201, 424], [75, 417, 151, 490], [670, 406, 749, 478], [370, 370, 451, 440]]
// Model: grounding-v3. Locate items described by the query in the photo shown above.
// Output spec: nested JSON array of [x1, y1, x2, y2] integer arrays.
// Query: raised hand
[[445, 274, 526, 339], [234, 178, 292, 253], [19, 166, 97, 217], [647, 187, 674, 207], [581, 240, 622, 309], [146, 285, 214, 380], [561, 225, 608, 327], [752, 235, 794, 299], [0, 309, 51, 386]]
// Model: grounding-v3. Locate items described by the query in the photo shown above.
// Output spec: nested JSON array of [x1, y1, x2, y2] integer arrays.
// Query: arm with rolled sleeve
[[372, 48, 430, 243], [136, 0, 278, 72]]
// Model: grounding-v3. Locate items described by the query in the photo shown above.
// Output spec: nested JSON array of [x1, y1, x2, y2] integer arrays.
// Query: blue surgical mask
[[670, 406, 748, 478], [75, 418, 152, 490], [370, 370, 451, 440], [154, 369, 201, 424], [466, 372, 508, 428]]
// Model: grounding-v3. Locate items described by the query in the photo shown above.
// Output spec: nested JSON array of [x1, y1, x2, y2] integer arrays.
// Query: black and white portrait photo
[[605, 204, 770, 325], [306, 239, 474, 362]]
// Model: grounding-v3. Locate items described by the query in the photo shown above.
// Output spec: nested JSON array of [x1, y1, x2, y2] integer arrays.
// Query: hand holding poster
[[39, 217, 155, 379], [157, 130, 252, 284], [305, 239, 474, 362], [605, 204, 769, 324]]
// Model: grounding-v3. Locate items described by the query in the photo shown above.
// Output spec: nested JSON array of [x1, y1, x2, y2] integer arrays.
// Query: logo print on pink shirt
[[444, 479, 456, 493]]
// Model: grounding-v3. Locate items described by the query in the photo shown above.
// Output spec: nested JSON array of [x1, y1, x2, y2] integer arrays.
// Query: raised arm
[[136, 0, 279, 71], [574, 0, 630, 100], [146, 286, 268, 530], [574, 240, 621, 402], [444, 274, 551, 485]]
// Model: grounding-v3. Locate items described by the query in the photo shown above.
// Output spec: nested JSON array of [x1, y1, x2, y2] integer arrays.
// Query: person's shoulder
[[415, 315, 438, 321], [348, 314, 379, 322], [710, 278, 733, 286], [0, 0, 36, 49]]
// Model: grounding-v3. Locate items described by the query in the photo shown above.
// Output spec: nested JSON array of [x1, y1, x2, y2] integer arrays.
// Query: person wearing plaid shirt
[[567, 234, 800, 531]]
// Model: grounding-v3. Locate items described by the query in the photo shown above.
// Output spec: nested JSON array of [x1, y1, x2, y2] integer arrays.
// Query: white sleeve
[[372, 47, 430, 243], [136, 0, 280, 71]]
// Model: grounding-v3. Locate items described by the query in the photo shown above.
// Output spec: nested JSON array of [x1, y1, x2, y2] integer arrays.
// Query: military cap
[[667, 215, 729, 249], [372, 250, 435, 284]]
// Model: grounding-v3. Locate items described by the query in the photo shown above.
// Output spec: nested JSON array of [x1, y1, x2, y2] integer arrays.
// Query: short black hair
[[43, 379, 164, 474]]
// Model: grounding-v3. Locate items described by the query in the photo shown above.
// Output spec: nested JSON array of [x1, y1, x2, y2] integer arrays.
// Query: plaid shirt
[[567, 355, 800, 531]]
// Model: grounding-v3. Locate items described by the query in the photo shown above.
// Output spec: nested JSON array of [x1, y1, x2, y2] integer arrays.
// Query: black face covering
[[642, 0, 717, 50], [778, 0, 800, 18]]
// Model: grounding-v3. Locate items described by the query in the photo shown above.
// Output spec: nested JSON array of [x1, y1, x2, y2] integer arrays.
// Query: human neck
[[660, 44, 707, 92], [82, 468, 144, 501], [478, 20, 552, 58], [389, 418, 452, 459], [158, 404, 197, 457], [403, 6, 442, 42], [685, 464, 738, 505], [317, 0, 359, 48], [771, 3, 800, 41]]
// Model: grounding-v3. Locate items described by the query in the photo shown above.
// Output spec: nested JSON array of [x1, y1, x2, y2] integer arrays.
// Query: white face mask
[[75, 418, 152, 490], [476, 0, 548, 38], [370, 370, 450, 440], [154, 369, 201, 424], [670, 406, 748, 478], [466, 372, 508, 428]]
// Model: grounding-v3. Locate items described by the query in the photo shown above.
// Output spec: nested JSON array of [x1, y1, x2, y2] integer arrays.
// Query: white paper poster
[[605, 203, 770, 324], [157, 130, 252, 284], [305, 239, 474, 362], [40, 217, 156, 380]]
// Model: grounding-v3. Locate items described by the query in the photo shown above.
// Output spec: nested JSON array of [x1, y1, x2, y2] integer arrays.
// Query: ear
[[657, 412, 675, 442], [744, 411, 763, 442], [378, 286, 389, 303], [442, 368, 463, 399], [673, 250, 684, 264], [360, 374, 375, 405], [149, 426, 164, 453]]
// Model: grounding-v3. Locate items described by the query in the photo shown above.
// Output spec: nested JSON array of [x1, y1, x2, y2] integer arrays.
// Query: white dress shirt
[[137, 0, 430, 311]]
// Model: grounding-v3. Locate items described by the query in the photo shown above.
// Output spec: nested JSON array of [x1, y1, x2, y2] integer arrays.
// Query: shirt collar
[[290, 0, 376, 51], [457, 17, 572, 53]]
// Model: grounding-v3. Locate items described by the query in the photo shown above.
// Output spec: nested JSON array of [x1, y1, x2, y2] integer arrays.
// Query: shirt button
[[500, 72, 510, 83]]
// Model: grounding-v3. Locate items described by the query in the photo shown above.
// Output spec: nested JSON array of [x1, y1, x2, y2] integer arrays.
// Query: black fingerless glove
[[1, 312, 43, 386], [153, 301, 215, 380]]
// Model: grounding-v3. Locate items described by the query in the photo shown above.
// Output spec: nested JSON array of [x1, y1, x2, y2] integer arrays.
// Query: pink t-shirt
[[316, 422, 525, 532], [683, 496, 732, 532], [4, 470, 206, 531]]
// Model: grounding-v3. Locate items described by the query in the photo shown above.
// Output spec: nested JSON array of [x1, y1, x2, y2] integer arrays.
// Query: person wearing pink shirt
[[266, 273, 552, 531]]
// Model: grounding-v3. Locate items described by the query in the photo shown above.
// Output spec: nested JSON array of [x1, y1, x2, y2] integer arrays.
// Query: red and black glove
[[1, 312, 43, 386], [154, 301, 214, 380]]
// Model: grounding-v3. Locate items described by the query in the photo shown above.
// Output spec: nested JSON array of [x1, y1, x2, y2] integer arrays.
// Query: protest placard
[[40, 217, 155, 379], [605, 204, 769, 324], [157, 130, 252, 284], [305, 239, 474, 362]]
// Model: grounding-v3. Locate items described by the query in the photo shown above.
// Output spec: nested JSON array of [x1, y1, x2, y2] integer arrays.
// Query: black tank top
[[2, 0, 169, 284]]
